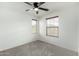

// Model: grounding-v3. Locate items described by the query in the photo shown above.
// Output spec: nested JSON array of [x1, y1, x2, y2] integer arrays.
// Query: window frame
[[32, 19, 37, 34], [46, 16, 59, 37]]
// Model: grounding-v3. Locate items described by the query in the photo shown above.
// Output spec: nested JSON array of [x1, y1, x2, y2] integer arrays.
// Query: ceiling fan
[[24, 2, 49, 14]]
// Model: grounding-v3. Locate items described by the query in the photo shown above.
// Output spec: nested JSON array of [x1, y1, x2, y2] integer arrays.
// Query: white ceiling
[[0, 2, 76, 18], [23, 2, 76, 17]]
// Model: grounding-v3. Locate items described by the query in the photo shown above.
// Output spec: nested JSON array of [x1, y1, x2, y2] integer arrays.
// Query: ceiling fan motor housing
[[34, 2, 39, 8]]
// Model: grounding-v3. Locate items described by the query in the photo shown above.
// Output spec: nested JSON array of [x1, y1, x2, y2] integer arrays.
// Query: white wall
[[77, 3, 79, 53], [78, 4, 79, 55], [39, 3, 78, 52], [0, 2, 37, 51]]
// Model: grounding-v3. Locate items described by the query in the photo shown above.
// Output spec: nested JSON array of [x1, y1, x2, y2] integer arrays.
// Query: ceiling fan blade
[[39, 7, 49, 11], [24, 2, 32, 6], [25, 9, 30, 11], [39, 2, 45, 6], [25, 9, 33, 11]]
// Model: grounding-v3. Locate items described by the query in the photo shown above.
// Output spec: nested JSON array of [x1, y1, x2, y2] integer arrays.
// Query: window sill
[[46, 34, 59, 38]]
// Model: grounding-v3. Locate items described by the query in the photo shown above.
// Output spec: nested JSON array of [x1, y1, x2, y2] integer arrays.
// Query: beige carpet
[[0, 40, 78, 56]]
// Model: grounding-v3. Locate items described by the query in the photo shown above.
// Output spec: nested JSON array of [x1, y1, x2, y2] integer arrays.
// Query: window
[[46, 16, 59, 37], [32, 19, 37, 33]]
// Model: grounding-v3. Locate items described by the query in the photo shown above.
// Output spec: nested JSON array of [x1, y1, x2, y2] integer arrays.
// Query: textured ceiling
[[0, 2, 76, 18], [24, 2, 76, 17]]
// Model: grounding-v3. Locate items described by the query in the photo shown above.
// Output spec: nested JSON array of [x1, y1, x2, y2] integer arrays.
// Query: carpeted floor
[[0, 40, 78, 56]]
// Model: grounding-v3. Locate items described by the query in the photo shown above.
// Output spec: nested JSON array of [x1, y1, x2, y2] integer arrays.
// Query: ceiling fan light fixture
[[34, 8, 38, 11]]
